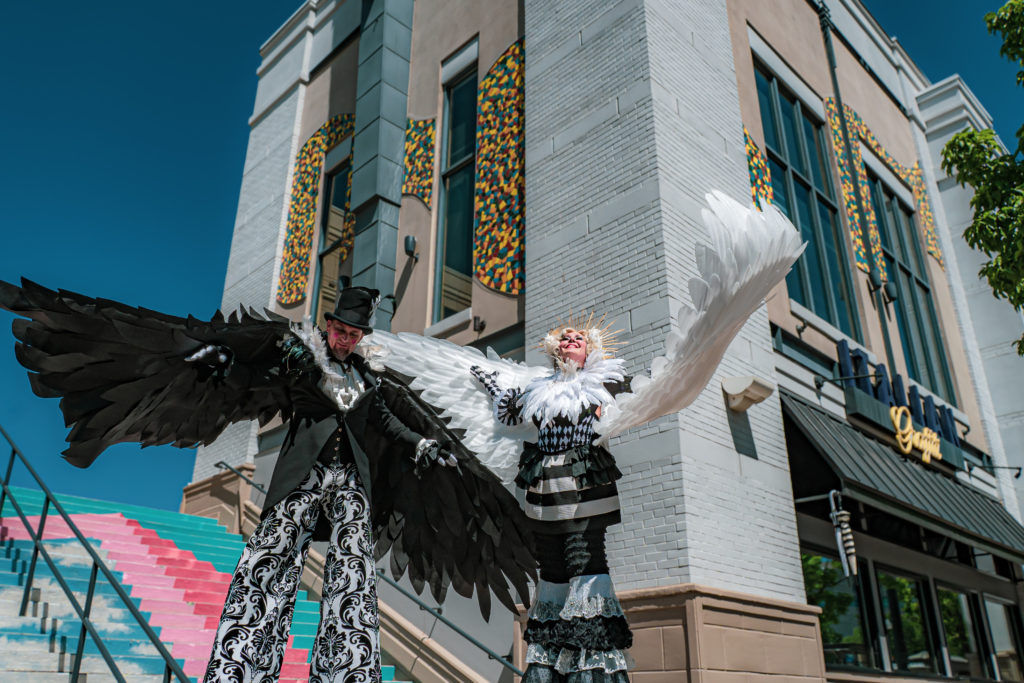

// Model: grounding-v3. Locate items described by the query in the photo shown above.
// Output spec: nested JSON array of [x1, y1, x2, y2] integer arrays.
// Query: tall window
[[313, 161, 353, 324], [876, 569, 939, 674], [755, 64, 859, 339], [984, 598, 1024, 680], [801, 551, 875, 668], [937, 586, 988, 678], [866, 175, 956, 403], [436, 68, 477, 320]]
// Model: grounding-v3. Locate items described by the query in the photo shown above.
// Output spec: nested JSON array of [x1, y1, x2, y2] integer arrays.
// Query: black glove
[[414, 438, 458, 475], [185, 344, 233, 379]]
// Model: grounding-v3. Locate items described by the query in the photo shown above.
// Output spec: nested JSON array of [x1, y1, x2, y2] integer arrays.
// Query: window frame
[[934, 581, 995, 679], [433, 64, 478, 323], [865, 172, 957, 404], [800, 544, 879, 670], [311, 158, 353, 324], [754, 61, 862, 342]]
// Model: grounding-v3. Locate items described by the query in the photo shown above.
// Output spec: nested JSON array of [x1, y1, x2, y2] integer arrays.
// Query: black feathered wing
[[0, 279, 294, 467], [367, 371, 536, 621]]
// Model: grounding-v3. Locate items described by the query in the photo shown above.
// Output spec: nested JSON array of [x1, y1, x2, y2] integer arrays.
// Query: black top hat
[[324, 286, 380, 333]]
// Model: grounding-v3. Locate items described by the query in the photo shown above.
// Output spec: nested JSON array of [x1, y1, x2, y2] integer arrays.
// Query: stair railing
[[215, 460, 525, 677], [0, 425, 190, 683], [374, 570, 525, 676]]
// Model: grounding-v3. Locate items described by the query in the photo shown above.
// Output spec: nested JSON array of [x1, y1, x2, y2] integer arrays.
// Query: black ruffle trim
[[525, 614, 633, 651], [516, 445, 623, 490], [522, 665, 631, 683]]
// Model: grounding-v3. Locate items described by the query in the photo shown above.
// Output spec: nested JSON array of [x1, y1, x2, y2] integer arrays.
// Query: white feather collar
[[289, 319, 388, 411], [519, 352, 625, 427]]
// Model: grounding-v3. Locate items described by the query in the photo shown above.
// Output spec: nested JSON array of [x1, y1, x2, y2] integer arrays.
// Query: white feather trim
[[290, 318, 373, 411], [520, 352, 625, 428]]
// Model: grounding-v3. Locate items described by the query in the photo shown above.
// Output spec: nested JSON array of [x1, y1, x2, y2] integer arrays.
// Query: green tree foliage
[[941, 0, 1024, 354], [801, 554, 855, 644]]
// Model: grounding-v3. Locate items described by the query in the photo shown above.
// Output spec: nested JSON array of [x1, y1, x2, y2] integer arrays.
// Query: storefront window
[[802, 552, 874, 668], [876, 569, 938, 674], [937, 587, 988, 678], [985, 598, 1024, 680]]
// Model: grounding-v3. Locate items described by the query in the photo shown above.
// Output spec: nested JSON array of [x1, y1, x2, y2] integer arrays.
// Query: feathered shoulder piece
[[594, 190, 805, 443], [520, 352, 625, 427]]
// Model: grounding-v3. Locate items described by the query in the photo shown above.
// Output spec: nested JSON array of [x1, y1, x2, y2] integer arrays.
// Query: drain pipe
[[817, 1, 897, 373]]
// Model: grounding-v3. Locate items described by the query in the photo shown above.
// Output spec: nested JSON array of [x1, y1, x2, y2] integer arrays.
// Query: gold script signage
[[890, 406, 942, 464]]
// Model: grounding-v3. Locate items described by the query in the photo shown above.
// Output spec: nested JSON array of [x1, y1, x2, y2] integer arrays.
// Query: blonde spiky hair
[[540, 312, 625, 363]]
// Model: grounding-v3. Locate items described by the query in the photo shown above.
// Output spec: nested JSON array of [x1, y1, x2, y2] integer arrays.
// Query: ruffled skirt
[[523, 574, 633, 683]]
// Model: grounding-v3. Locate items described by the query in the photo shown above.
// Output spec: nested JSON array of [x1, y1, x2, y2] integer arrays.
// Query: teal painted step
[[2, 486, 418, 682], [2, 485, 225, 532], [0, 547, 188, 679]]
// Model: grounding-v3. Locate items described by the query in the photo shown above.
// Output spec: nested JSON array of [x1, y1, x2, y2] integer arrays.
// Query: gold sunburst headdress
[[540, 312, 625, 362]]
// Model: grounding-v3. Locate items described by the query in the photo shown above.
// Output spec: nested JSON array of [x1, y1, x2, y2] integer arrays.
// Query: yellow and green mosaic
[[744, 126, 773, 208], [473, 39, 525, 296], [277, 114, 355, 306], [402, 118, 435, 207], [824, 98, 943, 279]]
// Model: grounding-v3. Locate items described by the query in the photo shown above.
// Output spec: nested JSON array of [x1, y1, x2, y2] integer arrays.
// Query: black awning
[[781, 392, 1024, 564]]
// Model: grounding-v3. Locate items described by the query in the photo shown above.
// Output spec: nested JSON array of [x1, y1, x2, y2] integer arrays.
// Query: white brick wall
[[525, 0, 805, 601], [191, 87, 303, 482]]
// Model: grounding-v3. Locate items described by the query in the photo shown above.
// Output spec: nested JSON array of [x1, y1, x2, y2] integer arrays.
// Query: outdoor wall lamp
[[813, 372, 876, 390], [882, 281, 899, 305], [404, 235, 419, 262], [721, 375, 775, 412]]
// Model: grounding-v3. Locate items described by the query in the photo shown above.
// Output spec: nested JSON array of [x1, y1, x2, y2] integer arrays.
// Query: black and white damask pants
[[203, 460, 381, 683]]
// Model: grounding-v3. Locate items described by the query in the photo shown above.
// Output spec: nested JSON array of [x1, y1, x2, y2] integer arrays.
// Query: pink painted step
[[5, 510, 321, 677]]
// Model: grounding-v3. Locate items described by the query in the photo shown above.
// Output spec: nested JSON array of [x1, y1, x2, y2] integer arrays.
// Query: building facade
[[185, 0, 1024, 680]]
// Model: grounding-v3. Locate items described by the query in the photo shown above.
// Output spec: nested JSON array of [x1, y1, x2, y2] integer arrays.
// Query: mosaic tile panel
[[744, 126, 774, 208], [277, 114, 355, 305], [824, 98, 875, 275], [824, 98, 944, 278], [473, 39, 525, 296], [402, 118, 435, 207]]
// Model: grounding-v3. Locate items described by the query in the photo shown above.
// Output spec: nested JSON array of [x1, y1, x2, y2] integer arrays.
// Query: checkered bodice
[[535, 405, 600, 453]]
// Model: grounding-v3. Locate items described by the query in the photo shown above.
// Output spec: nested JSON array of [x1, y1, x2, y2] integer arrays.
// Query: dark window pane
[[985, 600, 1024, 681], [802, 553, 875, 668], [440, 164, 475, 316], [780, 94, 806, 175], [447, 73, 477, 165], [897, 206, 926, 274], [884, 197, 906, 264], [803, 113, 829, 197], [901, 269, 932, 389], [314, 165, 353, 323], [756, 69, 780, 152], [794, 181, 829, 318], [914, 282, 953, 401], [867, 180, 892, 254], [938, 588, 988, 679], [330, 167, 349, 211], [770, 158, 804, 306], [876, 570, 938, 674], [769, 157, 790, 217], [820, 203, 855, 336], [443, 165, 474, 274]]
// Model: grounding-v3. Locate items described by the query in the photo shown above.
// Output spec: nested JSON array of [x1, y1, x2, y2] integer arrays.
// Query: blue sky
[[0, 1, 1021, 513]]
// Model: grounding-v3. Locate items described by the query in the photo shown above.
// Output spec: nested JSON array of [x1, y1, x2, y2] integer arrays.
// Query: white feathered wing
[[364, 330, 548, 484], [594, 190, 805, 444]]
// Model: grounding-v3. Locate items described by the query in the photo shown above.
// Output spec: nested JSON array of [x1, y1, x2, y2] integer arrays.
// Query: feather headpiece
[[540, 312, 624, 366]]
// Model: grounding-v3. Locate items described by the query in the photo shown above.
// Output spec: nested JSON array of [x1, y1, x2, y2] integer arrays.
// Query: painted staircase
[[0, 485, 411, 682]]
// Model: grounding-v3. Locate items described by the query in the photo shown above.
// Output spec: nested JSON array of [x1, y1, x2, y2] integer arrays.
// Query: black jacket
[[263, 352, 422, 540]]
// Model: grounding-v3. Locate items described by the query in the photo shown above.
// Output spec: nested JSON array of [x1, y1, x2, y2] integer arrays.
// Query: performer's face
[[557, 328, 588, 367], [326, 320, 364, 359]]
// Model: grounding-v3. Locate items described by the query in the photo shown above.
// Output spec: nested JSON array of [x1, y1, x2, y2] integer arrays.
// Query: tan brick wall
[[514, 583, 826, 681]]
